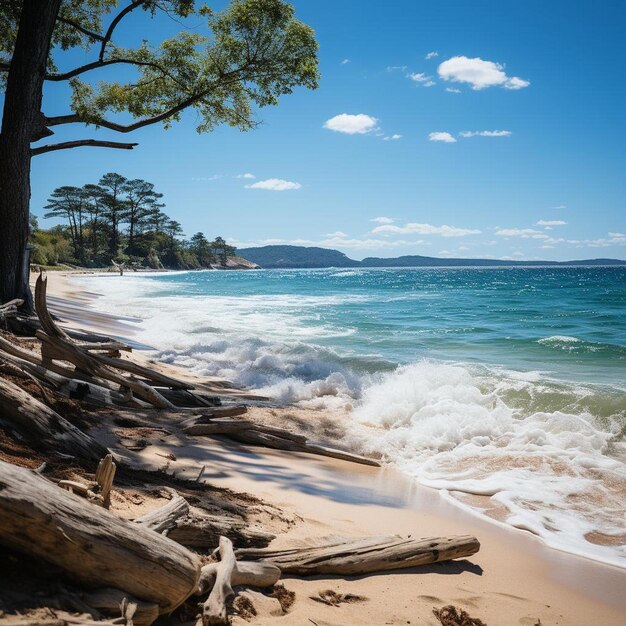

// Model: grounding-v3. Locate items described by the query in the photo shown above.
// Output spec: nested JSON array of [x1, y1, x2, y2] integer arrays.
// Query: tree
[[97, 172, 128, 257], [0, 0, 319, 309], [123, 179, 164, 255], [189, 232, 214, 266], [44, 185, 88, 263]]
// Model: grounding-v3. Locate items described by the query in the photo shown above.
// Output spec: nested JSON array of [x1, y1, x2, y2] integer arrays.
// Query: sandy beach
[[38, 271, 626, 626]]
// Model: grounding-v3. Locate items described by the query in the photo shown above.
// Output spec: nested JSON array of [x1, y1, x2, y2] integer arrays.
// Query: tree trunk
[[0, 0, 62, 311]]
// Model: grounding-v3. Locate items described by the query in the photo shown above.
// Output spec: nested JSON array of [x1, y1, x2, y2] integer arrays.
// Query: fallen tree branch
[[0, 460, 201, 615], [236, 534, 481, 576], [0, 375, 107, 463], [201, 536, 280, 626]]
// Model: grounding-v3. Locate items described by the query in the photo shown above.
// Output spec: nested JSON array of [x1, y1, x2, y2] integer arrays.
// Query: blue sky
[[29, 0, 626, 260]]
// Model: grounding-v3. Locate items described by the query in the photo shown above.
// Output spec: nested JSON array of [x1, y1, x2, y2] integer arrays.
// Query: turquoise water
[[80, 267, 626, 566]]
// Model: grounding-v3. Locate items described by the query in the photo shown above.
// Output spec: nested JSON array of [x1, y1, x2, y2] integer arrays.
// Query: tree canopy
[[0, 0, 319, 153]]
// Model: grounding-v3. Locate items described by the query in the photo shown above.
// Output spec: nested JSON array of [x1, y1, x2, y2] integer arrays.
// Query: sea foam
[[74, 271, 626, 567]]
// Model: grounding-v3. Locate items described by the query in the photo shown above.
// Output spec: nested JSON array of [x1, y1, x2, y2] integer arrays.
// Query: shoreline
[[41, 270, 626, 625]]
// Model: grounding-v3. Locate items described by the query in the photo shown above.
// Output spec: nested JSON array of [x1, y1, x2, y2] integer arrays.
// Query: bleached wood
[[236, 534, 480, 575], [95, 453, 116, 508], [135, 492, 189, 535], [0, 375, 106, 463], [0, 460, 201, 613], [82, 588, 159, 626], [201, 536, 279, 626]]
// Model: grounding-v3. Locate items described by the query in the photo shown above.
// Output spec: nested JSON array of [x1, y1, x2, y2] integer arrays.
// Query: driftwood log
[[200, 537, 281, 626], [183, 414, 380, 467], [135, 491, 189, 535], [237, 534, 481, 576], [0, 460, 201, 614], [0, 375, 107, 463]]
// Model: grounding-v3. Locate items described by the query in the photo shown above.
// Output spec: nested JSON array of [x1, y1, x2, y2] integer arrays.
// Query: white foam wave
[[348, 361, 626, 566]]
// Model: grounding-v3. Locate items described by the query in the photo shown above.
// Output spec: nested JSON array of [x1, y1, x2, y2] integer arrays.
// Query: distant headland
[[238, 245, 626, 269]]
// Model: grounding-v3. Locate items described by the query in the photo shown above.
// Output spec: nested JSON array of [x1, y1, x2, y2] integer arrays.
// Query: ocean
[[77, 266, 626, 567]]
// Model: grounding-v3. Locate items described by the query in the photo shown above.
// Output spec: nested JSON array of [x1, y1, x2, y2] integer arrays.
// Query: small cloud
[[495, 228, 548, 239], [324, 113, 379, 135], [246, 178, 301, 191], [387, 65, 408, 72], [551, 204, 567, 209], [408, 72, 431, 82], [235, 173, 255, 179], [423, 80, 436, 87], [446, 87, 461, 93], [371, 216, 395, 224], [340, 58, 351, 65], [429, 131, 456, 143], [536, 220, 567, 226], [372, 222, 481, 237], [438, 56, 530, 90], [425, 51, 439, 60], [504, 76, 530, 90], [459, 130, 512, 138], [326, 231, 348, 238], [383, 134, 403, 141]]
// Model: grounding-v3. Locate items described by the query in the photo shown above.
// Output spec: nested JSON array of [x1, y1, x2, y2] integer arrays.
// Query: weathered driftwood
[[135, 491, 189, 535], [0, 460, 201, 614], [95, 453, 116, 508], [81, 588, 159, 626], [183, 415, 380, 467], [134, 491, 274, 548], [34, 275, 177, 409], [0, 376, 107, 463], [201, 536, 281, 626], [167, 510, 275, 550], [0, 344, 135, 407], [236, 534, 480, 576]]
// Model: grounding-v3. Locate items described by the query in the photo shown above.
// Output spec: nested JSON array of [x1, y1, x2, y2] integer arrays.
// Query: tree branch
[[56, 16, 105, 42], [47, 92, 208, 133], [31, 139, 138, 156], [46, 58, 172, 81], [100, 0, 147, 62]]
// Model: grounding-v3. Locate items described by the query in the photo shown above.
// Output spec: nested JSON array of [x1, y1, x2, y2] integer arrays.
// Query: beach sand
[[39, 271, 626, 626]]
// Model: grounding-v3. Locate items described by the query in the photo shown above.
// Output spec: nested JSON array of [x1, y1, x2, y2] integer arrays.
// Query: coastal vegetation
[[32, 172, 236, 270]]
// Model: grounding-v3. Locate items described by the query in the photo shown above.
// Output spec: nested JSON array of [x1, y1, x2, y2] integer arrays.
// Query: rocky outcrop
[[212, 256, 260, 270]]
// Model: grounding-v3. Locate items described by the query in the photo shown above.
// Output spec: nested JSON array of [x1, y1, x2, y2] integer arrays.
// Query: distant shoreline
[[237, 244, 626, 269]]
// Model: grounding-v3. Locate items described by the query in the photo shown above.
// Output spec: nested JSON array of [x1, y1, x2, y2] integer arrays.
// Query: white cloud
[[372, 222, 481, 237], [324, 113, 379, 135], [437, 56, 530, 91], [429, 131, 456, 143], [235, 172, 255, 179], [425, 51, 439, 60], [551, 204, 567, 209], [325, 231, 348, 238], [408, 72, 430, 82], [246, 178, 301, 191], [387, 65, 407, 72], [536, 220, 567, 226], [504, 76, 530, 90], [233, 235, 428, 251], [340, 58, 351, 65], [446, 87, 461, 93], [495, 228, 555, 241], [459, 130, 512, 138], [383, 134, 402, 141], [371, 216, 395, 224], [423, 80, 436, 87]]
